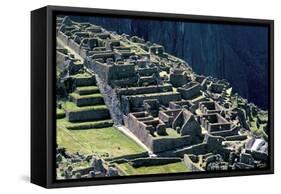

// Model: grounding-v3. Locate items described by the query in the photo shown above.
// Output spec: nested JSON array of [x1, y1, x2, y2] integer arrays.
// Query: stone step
[[70, 73, 96, 87], [70, 93, 104, 107], [64, 102, 111, 122], [75, 86, 100, 95], [66, 119, 114, 130]]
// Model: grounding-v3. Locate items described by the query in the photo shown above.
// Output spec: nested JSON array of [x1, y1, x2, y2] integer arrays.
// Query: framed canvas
[[31, 5, 274, 188]]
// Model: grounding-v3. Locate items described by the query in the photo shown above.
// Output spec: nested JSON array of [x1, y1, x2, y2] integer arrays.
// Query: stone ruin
[[56, 16, 270, 176], [56, 147, 119, 179]]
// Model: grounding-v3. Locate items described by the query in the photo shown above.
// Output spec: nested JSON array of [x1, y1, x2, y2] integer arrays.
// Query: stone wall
[[225, 135, 247, 141], [88, 60, 108, 83], [66, 108, 110, 122], [210, 126, 240, 137], [177, 83, 201, 100], [111, 77, 138, 87], [70, 94, 104, 107], [208, 123, 232, 132], [170, 73, 188, 87], [130, 157, 182, 167], [126, 113, 155, 150], [72, 75, 96, 87], [109, 64, 136, 80], [137, 67, 158, 76], [152, 135, 192, 153], [209, 83, 225, 93], [105, 151, 149, 162], [92, 52, 115, 62], [66, 120, 113, 130], [169, 100, 197, 113], [88, 60, 137, 87], [117, 84, 173, 96], [200, 113, 232, 132], [126, 112, 193, 153], [199, 101, 222, 114], [158, 109, 182, 127], [125, 92, 181, 111], [174, 143, 208, 157]]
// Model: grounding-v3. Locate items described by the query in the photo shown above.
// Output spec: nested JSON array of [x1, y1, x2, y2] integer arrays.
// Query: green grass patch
[[117, 161, 189, 175], [56, 121, 145, 158], [70, 92, 103, 99]]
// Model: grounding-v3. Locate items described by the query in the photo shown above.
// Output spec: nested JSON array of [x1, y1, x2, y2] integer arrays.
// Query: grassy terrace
[[117, 161, 189, 175], [63, 101, 107, 112], [58, 117, 113, 129], [75, 86, 99, 95], [70, 72, 93, 79], [70, 92, 103, 100], [57, 119, 146, 157]]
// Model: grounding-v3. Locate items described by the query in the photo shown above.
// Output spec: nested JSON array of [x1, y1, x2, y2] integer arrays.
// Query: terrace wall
[[130, 157, 182, 167], [177, 83, 201, 100], [116, 84, 173, 96], [66, 108, 110, 122]]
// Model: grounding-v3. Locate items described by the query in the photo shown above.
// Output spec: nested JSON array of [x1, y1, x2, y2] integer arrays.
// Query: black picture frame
[[31, 5, 274, 188]]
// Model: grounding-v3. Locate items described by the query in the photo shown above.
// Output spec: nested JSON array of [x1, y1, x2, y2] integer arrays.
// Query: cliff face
[[70, 16, 269, 110]]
